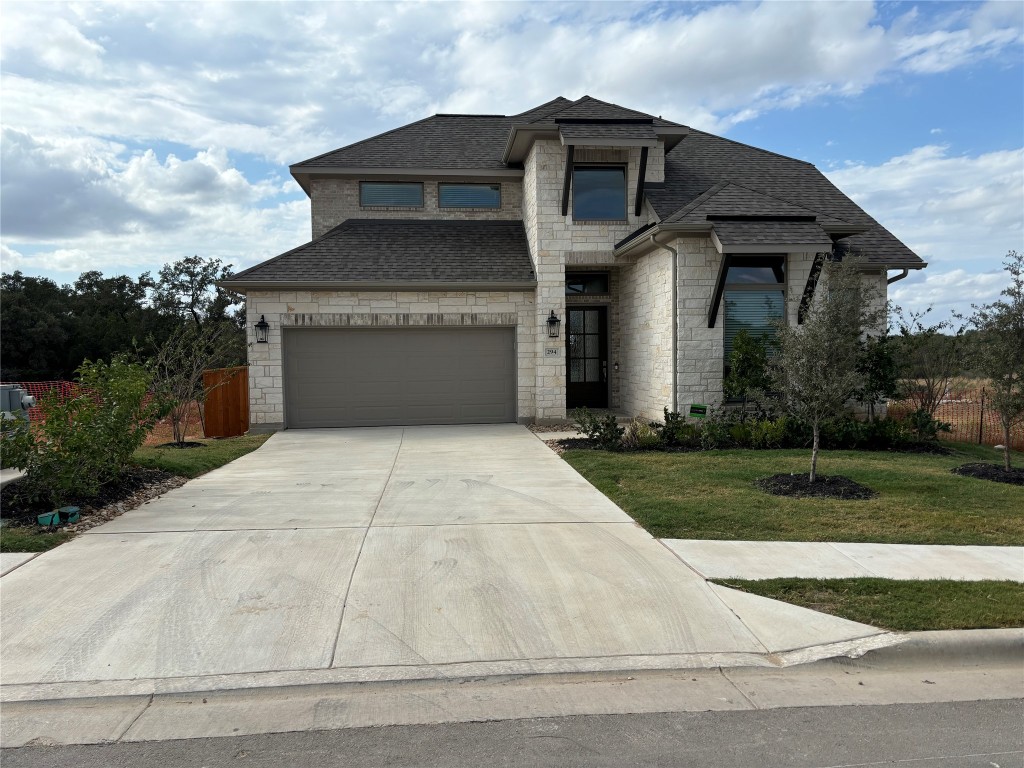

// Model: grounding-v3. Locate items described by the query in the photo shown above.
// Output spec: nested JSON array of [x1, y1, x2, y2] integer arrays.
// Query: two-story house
[[221, 96, 925, 430]]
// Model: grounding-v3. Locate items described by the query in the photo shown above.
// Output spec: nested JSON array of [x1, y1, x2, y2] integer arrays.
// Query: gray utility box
[[1, 385, 36, 420]]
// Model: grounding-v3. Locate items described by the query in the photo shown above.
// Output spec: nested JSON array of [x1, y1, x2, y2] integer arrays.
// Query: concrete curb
[[850, 628, 1024, 668]]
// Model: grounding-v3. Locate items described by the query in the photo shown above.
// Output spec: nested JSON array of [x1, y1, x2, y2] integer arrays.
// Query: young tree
[[766, 255, 884, 481], [892, 307, 966, 420], [151, 321, 240, 445], [969, 250, 1024, 471]]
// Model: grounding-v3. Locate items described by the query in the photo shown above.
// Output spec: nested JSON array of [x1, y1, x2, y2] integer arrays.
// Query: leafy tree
[[969, 250, 1024, 471], [854, 333, 901, 422], [765, 255, 884, 481], [151, 255, 240, 328], [724, 330, 773, 414], [0, 272, 73, 379]]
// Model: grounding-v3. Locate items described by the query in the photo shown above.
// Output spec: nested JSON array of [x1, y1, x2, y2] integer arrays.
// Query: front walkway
[[663, 540, 1024, 581]]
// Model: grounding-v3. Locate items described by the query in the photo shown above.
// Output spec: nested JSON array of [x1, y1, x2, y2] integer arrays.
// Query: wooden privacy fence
[[202, 366, 249, 438]]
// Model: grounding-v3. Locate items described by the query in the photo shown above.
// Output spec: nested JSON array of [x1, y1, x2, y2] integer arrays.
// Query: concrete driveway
[[1, 425, 896, 699]]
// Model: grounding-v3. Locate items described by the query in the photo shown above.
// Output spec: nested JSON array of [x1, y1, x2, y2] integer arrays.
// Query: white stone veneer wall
[[618, 249, 674, 420], [246, 290, 536, 427], [522, 139, 658, 421], [310, 178, 523, 238]]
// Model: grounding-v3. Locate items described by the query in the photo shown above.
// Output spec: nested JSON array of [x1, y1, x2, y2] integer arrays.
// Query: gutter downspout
[[650, 234, 679, 414], [887, 268, 909, 285]]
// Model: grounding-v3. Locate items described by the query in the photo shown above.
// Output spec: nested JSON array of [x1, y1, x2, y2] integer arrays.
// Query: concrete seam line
[[716, 667, 761, 711], [654, 538, 711, 580], [823, 541, 879, 577], [329, 428, 406, 667], [116, 692, 154, 742], [0, 551, 42, 577]]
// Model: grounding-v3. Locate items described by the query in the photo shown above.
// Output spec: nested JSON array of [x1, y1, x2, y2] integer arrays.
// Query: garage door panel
[[284, 328, 516, 428]]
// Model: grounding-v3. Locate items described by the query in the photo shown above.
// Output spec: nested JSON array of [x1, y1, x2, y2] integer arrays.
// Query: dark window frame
[[438, 182, 502, 209], [359, 181, 424, 208], [723, 255, 787, 384], [572, 165, 627, 222], [565, 272, 611, 296]]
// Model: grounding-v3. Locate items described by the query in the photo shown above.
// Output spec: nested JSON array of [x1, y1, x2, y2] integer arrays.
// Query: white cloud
[[827, 145, 1023, 318]]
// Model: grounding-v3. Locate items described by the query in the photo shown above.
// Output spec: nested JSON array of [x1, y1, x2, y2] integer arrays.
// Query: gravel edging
[[62, 473, 188, 534]]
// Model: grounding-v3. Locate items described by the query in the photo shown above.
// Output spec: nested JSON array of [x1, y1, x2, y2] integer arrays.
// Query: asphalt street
[[3, 699, 1021, 768]]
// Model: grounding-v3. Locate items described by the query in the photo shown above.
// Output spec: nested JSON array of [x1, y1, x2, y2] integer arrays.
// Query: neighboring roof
[[223, 220, 536, 287], [711, 221, 834, 249], [643, 130, 924, 267]]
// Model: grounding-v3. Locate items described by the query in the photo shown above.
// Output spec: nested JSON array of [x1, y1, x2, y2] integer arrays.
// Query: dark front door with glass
[[567, 307, 608, 409]]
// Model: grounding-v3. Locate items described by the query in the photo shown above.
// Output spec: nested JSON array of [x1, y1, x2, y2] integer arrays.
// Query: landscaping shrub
[[904, 408, 953, 443], [0, 355, 164, 507], [658, 408, 701, 449], [569, 407, 624, 451], [621, 418, 663, 451]]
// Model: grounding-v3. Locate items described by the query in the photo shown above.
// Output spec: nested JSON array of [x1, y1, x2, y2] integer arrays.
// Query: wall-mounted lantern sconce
[[546, 310, 561, 339], [613, 361, 619, 372], [254, 315, 270, 343]]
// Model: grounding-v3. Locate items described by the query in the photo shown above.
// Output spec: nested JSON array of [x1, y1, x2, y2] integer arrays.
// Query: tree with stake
[[766, 255, 885, 482], [969, 250, 1024, 472]]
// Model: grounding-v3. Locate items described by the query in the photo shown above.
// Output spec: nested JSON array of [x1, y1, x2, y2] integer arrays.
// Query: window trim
[[359, 181, 424, 208], [572, 165, 627, 222], [438, 182, 502, 209]]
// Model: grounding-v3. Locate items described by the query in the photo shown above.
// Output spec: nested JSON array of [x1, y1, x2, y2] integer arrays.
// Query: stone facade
[[246, 290, 536, 428], [310, 177, 523, 239]]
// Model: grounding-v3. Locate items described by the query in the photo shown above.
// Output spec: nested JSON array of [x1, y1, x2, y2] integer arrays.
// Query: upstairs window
[[360, 181, 423, 207], [439, 183, 501, 209], [723, 256, 786, 366], [573, 166, 626, 221]]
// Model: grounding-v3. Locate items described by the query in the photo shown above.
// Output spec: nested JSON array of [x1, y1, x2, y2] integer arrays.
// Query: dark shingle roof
[[559, 123, 658, 141], [712, 221, 834, 248], [225, 220, 535, 285], [646, 130, 923, 266], [662, 182, 852, 226]]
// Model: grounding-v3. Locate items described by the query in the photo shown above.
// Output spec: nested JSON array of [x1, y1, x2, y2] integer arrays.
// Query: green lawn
[[563, 443, 1024, 545], [133, 433, 271, 478], [0, 528, 72, 553], [715, 578, 1024, 631]]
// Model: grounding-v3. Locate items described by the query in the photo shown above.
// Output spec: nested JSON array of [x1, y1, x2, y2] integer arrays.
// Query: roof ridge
[[662, 181, 729, 222], [514, 96, 574, 122], [547, 94, 656, 121], [723, 181, 857, 226]]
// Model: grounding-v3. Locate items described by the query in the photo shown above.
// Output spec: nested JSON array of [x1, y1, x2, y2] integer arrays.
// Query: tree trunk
[[810, 423, 820, 482], [1004, 422, 1012, 471]]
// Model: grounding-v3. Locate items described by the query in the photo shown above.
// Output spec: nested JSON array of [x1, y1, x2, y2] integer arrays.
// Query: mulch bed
[[155, 441, 206, 449], [755, 473, 878, 500], [950, 463, 1024, 486], [0, 467, 187, 532]]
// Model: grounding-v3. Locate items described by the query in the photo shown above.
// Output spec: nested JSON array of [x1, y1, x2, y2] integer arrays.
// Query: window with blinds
[[723, 256, 786, 363], [439, 183, 501, 208], [359, 182, 423, 207]]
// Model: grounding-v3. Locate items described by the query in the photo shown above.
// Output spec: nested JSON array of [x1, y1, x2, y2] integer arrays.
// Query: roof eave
[[219, 279, 539, 294], [501, 124, 560, 164]]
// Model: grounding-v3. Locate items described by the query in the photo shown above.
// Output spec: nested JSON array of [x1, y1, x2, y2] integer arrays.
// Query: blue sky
[[1, 0, 1021, 320]]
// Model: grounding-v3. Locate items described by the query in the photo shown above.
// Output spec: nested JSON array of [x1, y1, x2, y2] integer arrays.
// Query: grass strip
[[132, 433, 271, 478], [713, 578, 1024, 631], [563, 443, 1024, 545]]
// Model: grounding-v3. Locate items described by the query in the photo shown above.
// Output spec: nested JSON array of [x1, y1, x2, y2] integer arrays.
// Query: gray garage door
[[283, 327, 516, 428]]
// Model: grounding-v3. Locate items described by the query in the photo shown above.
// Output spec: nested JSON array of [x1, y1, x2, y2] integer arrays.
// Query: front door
[[566, 307, 608, 409]]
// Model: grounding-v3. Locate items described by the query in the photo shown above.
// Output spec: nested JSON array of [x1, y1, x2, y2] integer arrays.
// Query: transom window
[[723, 256, 786, 365], [359, 182, 423, 207], [572, 166, 626, 221], [439, 183, 501, 209], [565, 272, 610, 295]]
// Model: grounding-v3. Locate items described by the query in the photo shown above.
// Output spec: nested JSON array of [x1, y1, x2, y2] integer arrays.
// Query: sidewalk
[[661, 540, 1024, 581]]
